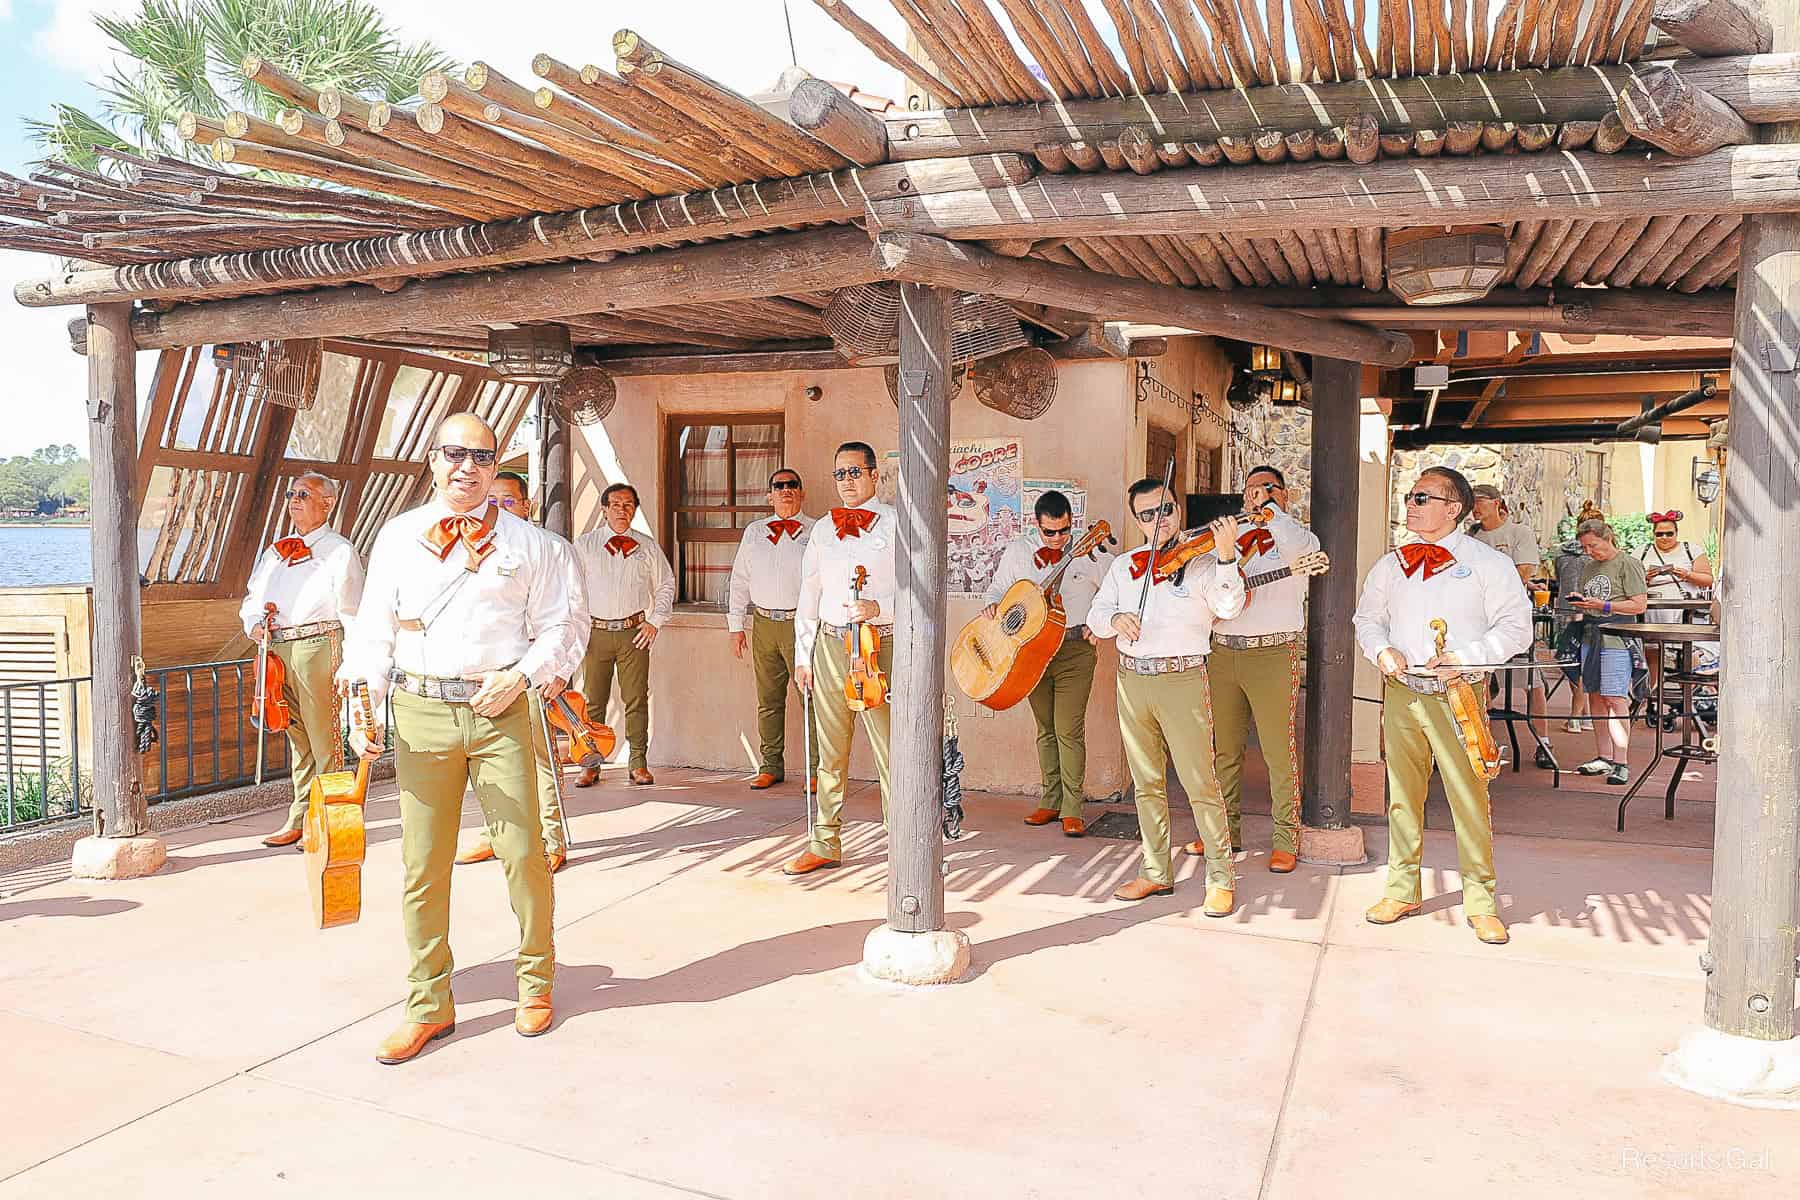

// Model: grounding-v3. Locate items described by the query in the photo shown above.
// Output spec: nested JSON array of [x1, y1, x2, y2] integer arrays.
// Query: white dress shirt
[[543, 529, 591, 680], [573, 526, 675, 624], [1215, 507, 1321, 638], [1352, 531, 1533, 670], [982, 533, 1113, 628], [239, 524, 364, 637], [340, 499, 584, 706], [795, 499, 898, 664], [1088, 551, 1246, 659], [726, 512, 815, 633]]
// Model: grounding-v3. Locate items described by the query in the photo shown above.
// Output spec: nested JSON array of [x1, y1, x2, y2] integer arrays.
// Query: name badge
[[495, 551, 520, 577], [1449, 565, 1473, 579]]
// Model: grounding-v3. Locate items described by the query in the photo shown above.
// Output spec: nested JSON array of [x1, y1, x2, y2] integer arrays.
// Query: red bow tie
[[607, 534, 639, 557], [768, 519, 802, 545], [1398, 542, 1455, 580], [831, 507, 878, 540], [1127, 548, 1169, 583], [1236, 528, 1275, 559], [1034, 547, 1064, 569], [422, 508, 496, 572], [273, 535, 312, 566]]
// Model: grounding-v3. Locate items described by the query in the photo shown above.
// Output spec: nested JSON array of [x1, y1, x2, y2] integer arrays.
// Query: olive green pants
[[1117, 665, 1235, 890], [583, 625, 650, 770], [471, 692, 566, 856], [1381, 679, 1499, 918], [1208, 641, 1303, 855], [751, 613, 817, 780], [1027, 637, 1097, 818], [272, 632, 342, 833], [393, 690, 554, 1022], [808, 633, 892, 859]]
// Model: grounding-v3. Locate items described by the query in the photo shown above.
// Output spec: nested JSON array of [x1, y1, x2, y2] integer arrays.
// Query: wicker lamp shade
[[971, 347, 1059, 420], [224, 338, 323, 410], [486, 324, 574, 382], [825, 283, 1031, 364], [550, 365, 618, 426], [1386, 225, 1508, 306]]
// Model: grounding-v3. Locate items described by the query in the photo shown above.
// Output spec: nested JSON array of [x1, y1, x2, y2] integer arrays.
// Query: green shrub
[[0, 758, 88, 827]]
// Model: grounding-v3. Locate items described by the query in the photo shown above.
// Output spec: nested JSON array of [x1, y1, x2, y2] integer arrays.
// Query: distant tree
[[27, 0, 456, 175]]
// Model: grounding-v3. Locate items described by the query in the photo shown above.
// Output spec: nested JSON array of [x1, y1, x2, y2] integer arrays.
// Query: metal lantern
[[1248, 343, 1282, 378], [227, 338, 324, 410], [549, 365, 617, 426], [1385, 225, 1508, 306], [884, 362, 966, 407], [486, 324, 574, 383]]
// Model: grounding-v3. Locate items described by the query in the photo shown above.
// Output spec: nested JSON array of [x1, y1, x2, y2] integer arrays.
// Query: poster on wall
[[1024, 479, 1088, 532], [880, 437, 1025, 595]]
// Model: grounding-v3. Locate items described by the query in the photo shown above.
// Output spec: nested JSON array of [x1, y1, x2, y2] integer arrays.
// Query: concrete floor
[[0, 752, 1788, 1200]]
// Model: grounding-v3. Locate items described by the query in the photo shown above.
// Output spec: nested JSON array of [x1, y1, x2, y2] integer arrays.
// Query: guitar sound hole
[[1002, 607, 1025, 634]]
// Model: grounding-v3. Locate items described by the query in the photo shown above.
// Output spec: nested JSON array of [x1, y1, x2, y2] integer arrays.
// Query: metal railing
[[145, 658, 292, 804], [1, 675, 90, 831]]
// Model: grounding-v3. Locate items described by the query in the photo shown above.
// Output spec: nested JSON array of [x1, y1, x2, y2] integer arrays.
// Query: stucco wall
[[569, 356, 1142, 798]]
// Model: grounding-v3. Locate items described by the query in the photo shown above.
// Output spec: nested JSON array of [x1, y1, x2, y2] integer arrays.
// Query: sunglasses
[[1039, 523, 1073, 537], [434, 444, 497, 467], [1653, 528, 1678, 537], [284, 489, 318, 501], [1404, 492, 1454, 507], [831, 467, 868, 481], [770, 479, 802, 491], [1133, 501, 1176, 523], [488, 496, 524, 509]]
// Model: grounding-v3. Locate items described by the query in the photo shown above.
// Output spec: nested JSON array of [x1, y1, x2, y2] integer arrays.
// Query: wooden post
[[540, 397, 572, 540], [1300, 358, 1362, 844], [1663, 0, 1800, 1108], [862, 283, 970, 985], [888, 283, 950, 935], [75, 303, 163, 877]]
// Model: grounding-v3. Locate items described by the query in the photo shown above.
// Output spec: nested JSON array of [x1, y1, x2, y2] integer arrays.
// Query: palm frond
[[24, 104, 138, 174]]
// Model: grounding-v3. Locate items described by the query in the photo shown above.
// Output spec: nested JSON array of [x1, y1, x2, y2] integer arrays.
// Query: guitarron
[[952, 521, 1115, 710], [303, 683, 376, 929]]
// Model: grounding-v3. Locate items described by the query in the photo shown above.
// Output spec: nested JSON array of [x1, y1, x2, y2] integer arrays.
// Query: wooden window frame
[[663, 413, 786, 607]]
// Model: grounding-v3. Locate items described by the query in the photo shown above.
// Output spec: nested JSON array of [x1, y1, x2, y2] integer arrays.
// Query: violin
[[251, 602, 290, 733], [845, 565, 888, 711], [1430, 618, 1503, 781], [545, 689, 618, 768], [1142, 507, 1274, 582]]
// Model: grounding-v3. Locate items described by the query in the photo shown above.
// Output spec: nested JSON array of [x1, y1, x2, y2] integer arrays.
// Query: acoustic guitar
[[303, 683, 375, 930], [1241, 550, 1331, 606], [951, 521, 1115, 711]]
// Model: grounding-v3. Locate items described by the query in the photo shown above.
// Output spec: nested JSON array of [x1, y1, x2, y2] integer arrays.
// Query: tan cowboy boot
[[1365, 898, 1423, 925], [515, 995, 553, 1037], [1113, 877, 1174, 901], [1468, 915, 1510, 945], [1202, 887, 1235, 917], [374, 1019, 455, 1065]]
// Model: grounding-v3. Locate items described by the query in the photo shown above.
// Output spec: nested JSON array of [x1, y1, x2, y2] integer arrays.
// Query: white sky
[[2, 0, 914, 457]]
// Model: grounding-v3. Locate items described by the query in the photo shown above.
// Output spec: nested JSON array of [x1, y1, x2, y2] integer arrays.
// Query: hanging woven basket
[[231, 338, 323, 410], [487, 324, 574, 383], [971, 347, 1058, 420], [826, 283, 1032, 365], [549, 365, 618, 425]]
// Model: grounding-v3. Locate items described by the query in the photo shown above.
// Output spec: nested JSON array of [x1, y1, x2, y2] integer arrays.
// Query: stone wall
[[1224, 397, 1315, 522], [1390, 444, 1553, 551]]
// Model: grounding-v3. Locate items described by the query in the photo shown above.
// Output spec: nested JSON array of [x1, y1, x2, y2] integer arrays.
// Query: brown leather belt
[[592, 612, 645, 632], [269, 620, 342, 643], [1118, 653, 1208, 677], [1061, 625, 1090, 643]]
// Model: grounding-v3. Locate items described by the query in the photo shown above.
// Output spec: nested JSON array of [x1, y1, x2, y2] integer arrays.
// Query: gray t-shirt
[[1577, 552, 1650, 650], [1473, 519, 1541, 575]]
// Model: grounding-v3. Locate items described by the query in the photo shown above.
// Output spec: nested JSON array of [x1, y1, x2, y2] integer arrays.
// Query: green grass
[[0, 758, 89, 828]]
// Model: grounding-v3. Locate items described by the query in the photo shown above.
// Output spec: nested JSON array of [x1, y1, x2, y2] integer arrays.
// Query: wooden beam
[[85, 303, 148, 839], [872, 232, 1414, 364], [882, 53, 1800, 159], [17, 154, 1033, 309], [1653, 0, 1773, 54], [869, 144, 1800, 242], [1271, 289, 1737, 335], [1618, 68, 1756, 155], [587, 347, 852, 375], [129, 227, 882, 349], [1390, 420, 1715, 445], [788, 77, 890, 166]]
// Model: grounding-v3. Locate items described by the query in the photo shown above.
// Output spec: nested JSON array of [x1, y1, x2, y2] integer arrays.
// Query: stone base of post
[[1298, 824, 1367, 866], [1661, 1027, 1800, 1110], [862, 925, 970, 986], [70, 835, 167, 880]]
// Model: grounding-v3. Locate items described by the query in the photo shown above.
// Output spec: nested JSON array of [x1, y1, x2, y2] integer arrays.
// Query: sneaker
[[1534, 746, 1557, 770], [1575, 757, 1613, 776], [1562, 719, 1584, 734], [1606, 763, 1630, 785]]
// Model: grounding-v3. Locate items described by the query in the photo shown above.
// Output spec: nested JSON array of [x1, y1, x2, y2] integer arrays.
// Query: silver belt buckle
[[754, 605, 796, 621], [593, 612, 645, 632], [391, 669, 479, 703]]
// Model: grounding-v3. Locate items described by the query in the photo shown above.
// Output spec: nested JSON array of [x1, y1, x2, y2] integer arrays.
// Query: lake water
[[0, 526, 93, 587]]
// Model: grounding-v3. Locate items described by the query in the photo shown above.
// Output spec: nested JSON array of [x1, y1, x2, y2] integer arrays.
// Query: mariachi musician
[[573, 483, 674, 787], [1208, 466, 1320, 873], [242, 471, 364, 849], [455, 470, 589, 875], [1088, 478, 1245, 914], [980, 489, 1111, 836], [727, 466, 818, 790], [1352, 466, 1531, 946], [342, 413, 583, 1064], [783, 441, 895, 878]]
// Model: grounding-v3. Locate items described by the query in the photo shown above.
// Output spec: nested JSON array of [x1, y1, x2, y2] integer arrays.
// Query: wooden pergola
[[13, 0, 1796, 1083]]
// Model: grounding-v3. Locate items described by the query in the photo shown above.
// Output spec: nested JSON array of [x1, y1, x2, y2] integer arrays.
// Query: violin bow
[[1134, 454, 1176, 628], [537, 693, 572, 852]]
